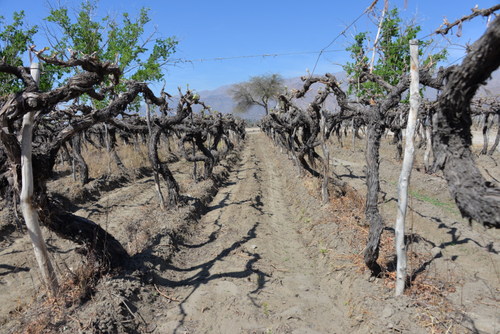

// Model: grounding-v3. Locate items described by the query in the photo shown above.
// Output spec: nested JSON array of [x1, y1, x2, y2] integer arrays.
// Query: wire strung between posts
[[171, 49, 345, 64], [309, 10, 369, 77]]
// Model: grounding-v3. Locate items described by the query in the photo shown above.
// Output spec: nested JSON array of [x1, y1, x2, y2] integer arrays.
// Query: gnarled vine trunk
[[71, 132, 89, 185], [363, 112, 385, 275], [149, 126, 179, 208], [432, 15, 500, 228]]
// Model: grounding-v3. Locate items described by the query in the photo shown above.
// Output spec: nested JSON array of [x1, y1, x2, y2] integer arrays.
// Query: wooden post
[[20, 62, 59, 295], [395, 39, 419, 296], [369, 1, 388, 73]]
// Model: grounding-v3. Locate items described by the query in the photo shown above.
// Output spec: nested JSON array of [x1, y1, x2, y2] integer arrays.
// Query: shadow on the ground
[[0, 264, 30, 278], [152, 222, 269, 334], [383, 211, 498, 287], [337, 164, 366, 180]]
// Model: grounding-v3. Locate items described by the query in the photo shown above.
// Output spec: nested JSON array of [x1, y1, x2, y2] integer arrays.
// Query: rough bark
[[480, 113, 490, 155], [363, 113, 385, 276], [145, 103, 166, 209], [71, 133, 89, 185], [423, 122, 433, 173], [320, 110, 330, 204], [488, 114, 500, 155], [107, 127, 127, 174], [392, 129, 403, 161], [432, 15, 500, 228], [149, 127, 179, 208]]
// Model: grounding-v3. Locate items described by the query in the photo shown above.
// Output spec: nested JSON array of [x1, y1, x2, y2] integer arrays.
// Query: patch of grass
[[408, 190, 459, 215], [319, 247, 330, 255], [262, 302, 270, 316], [386, 180, 459, 215]]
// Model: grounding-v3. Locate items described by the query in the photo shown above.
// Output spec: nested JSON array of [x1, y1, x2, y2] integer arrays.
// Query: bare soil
[[0, 131, 499, 333]]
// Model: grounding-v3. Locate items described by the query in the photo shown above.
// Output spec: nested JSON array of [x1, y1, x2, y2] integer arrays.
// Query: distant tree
[[231, 74, 284, 115]]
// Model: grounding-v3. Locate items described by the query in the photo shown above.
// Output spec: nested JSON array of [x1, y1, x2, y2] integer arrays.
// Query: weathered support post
[[395, 39, 419, 296], [369, 1, 388, 73], [21, 62, 59, 295]]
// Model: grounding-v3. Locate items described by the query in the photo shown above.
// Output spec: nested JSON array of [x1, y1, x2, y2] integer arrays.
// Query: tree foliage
[[0, 11, 37, 94], [344, 8, 447, 100], [231, 73, 284, 115], [43, 0, 177, 107]]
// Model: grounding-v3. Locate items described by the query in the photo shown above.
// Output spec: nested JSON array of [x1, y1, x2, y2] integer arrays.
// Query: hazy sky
[[1, 0, 497, 92]]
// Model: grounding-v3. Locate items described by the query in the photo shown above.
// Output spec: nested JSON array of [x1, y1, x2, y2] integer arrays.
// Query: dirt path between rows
[[154, 133, 352, 333]]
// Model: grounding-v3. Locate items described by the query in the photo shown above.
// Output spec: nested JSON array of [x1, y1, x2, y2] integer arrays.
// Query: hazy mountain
[[478, 69, 500, 96], [169, 69, 499, 122]]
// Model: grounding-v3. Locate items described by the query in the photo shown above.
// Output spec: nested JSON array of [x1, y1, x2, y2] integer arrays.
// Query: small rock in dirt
[[279, 305, 303, 320], [363, 271, 377, 282], [431, 246, 442, 258], [382, 305, 394, 318], [336, 272, 345, 284], [387, 322, 395, 329]]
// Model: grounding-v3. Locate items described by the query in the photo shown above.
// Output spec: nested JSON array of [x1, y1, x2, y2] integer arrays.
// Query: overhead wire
[[171, 49, 345, 64], [31, 0, 488, 75], [307, 0, 390, 77], [309, 10, 369, 77], [171, 1, 381, 71], [168, 45, 465, 65]]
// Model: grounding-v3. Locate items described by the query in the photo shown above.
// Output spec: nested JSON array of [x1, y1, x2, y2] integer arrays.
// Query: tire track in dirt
[[154, 133, 351, 334]]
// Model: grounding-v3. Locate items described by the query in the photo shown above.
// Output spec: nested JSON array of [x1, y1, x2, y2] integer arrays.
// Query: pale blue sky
[[1, 0, 497, 92]]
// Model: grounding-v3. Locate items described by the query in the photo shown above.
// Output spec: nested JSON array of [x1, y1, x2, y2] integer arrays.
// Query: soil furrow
[[155, 133, 350, 334]]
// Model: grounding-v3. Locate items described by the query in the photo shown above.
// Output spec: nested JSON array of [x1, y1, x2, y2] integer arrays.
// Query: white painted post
[[395, 39, 419, 296], [369, 2, 388, 73], [20, 62, 59, 295]]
